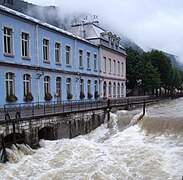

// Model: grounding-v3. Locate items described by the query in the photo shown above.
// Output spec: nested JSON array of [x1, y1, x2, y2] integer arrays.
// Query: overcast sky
[[27, 0, 183, 62]]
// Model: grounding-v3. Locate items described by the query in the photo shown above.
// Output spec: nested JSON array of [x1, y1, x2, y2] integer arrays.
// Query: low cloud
[[27, 0, 183, 62]]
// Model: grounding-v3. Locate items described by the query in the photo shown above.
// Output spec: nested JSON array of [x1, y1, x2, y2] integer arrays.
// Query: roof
[[70, 22, 106, 40], [0, 5, 98, 47]]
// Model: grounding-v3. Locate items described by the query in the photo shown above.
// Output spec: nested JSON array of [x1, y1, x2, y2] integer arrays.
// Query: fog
[[27, 0, 183, 62]]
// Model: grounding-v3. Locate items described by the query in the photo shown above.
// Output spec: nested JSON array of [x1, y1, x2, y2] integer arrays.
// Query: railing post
[[54, 102, 55, 114], [44, 102, 45, 115], [1, 135, 7, 163], [143, 100, 146, 116], [107, 99, 111, 122]]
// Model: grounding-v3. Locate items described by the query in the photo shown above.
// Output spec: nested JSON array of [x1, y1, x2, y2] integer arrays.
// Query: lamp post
[[136, 79, 142, 96]]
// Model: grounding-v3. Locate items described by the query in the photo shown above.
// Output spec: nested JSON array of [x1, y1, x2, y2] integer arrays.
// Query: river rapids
[[0, 98, 183, 180]]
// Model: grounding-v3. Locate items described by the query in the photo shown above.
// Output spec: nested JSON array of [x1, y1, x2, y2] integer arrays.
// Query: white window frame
[[65, 45, 71, 66], [103, 56, 107, 73], [94, 54, 97, 71], [43, 38, 49, 62], [23, 74, 31, 96], [66, 78, 71, 94], [55, 42, 61, 64], [79, 49, 83, 68], [87, 52, 91, 69], [56, 77, 61, 97], [44, 76, 51, 95], [108, 58, 112, 74], [118, 61, 120, 75], [113, 60, 116, 75], [21, 32, 30, 58], [3, 26, 13, 56], [6, 72, 15, 96]]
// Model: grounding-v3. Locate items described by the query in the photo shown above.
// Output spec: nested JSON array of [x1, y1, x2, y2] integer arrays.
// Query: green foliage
[[143, 50, 173, 89], [44, 93, 53, 101], [87, 93, 93, 99], [125, 48, 183, 95], [6, 94, 18, 102], [24, 92, 33, 102], [67, 92, 73, 100], [94, 91, 99, 99], [79, 91, 85, 99]]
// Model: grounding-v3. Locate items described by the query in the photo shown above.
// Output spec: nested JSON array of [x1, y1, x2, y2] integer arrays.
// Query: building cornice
[[0, 61, 100, 78]]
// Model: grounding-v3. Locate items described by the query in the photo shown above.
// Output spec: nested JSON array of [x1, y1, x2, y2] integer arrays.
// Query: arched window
[[121, 83, 124, 96], [103, 81, 107, 97], [108, 82, 111, 97], [6, 72, 15, 96], [66, 78, 71, 94], [44, 76, 51, 96], [56, 77, 61, 97], [80, 79, 84, 93], [87, 80, 91, 94], [94, 80, 98, 92], [117, 82, 120, 97], [23, 74, 31, 96], [113, 82, 116, 97]]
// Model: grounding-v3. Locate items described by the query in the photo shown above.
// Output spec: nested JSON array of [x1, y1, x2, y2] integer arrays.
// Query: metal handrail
[[1, 94, 182, 121]]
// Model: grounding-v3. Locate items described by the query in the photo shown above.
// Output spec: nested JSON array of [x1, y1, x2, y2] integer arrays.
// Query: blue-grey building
[[0, 5, 100, 106]]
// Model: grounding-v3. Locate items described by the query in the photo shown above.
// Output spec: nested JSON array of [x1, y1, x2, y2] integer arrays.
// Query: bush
[[44, 93, 53, 101], [87, 93, 93, 99], [6, 94, 18, 102], [94, 91, 99, 99], [24, 92, 33, 102], [67, 92, 73, 100], [80, 91, 85, 99]]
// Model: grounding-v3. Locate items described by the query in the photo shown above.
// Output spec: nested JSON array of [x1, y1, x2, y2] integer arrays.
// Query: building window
[[66, 78, 71, 94], [113, 60, 116, 75], [113, 82, 116, 97], [3, 26, 13, 55], [108, 82, 111, 97], [87, 80, 91, 94], [103, 81, 107, 97], [121, 62, 124, 76], [66, 46, 71, 66], [87, 52, 90, 69], [108, 58, 112, 73], [55, 42, 61, 64], [79, 49, 83, 68], [56, 77, 61, 98], [94, 54, 97, 71], [80, 79, 84, 92], [121, 83, 124, 96], [44, 76, 51, 95], [43, 39, 49, 61], [118, 61, 120, 75], [6, 72, 15, 96], [117, 82, 120, 97], [23, 74, 31, 96], [94, 80, 98, 92], [103, 57, 107, 73], [21, 32, 30, 58]]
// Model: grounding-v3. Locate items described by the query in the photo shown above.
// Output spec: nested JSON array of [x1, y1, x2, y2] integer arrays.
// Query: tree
[[126, 47, 142, 89], [143, 50, 173, 93]]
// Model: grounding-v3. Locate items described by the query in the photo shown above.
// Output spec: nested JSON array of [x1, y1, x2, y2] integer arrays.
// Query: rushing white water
[[1, 98, 183, 180]]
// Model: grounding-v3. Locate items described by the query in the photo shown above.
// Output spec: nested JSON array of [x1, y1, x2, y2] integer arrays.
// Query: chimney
[[3, 0, 14, 8]]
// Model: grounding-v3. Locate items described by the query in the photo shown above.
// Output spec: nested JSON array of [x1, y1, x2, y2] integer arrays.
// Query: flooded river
[[0, 98, 183, 179]]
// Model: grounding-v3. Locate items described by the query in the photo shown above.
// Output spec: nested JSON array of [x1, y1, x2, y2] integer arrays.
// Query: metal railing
[[0, 94, 181, 121]]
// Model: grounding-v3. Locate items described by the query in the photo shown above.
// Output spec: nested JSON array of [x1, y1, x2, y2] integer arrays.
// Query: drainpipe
[[74, 39, 77, 99], [35, 24, 40, 103]]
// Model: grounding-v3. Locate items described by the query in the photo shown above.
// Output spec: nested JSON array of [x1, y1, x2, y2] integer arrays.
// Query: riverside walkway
[[0, 95, 177, 122]]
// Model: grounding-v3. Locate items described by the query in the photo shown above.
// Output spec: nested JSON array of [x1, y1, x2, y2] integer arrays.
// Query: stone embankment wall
[[0, 109, 106, 148]]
